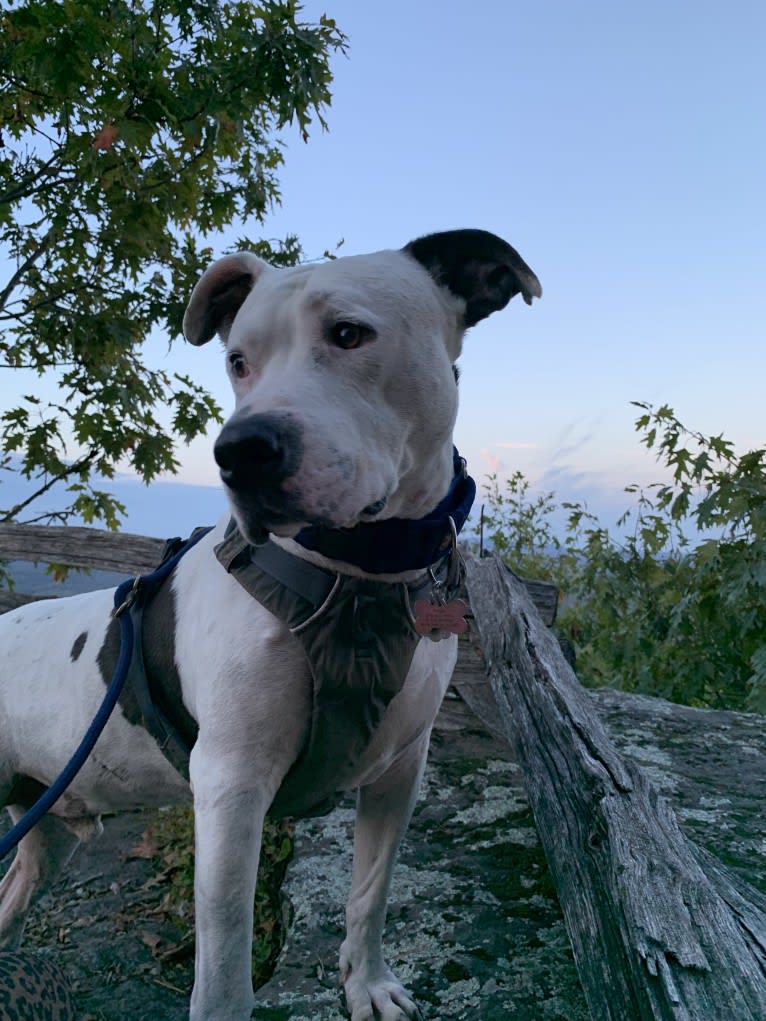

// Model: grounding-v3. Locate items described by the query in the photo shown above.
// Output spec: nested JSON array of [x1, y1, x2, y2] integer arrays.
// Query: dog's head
[[183, 229, 540, 544]]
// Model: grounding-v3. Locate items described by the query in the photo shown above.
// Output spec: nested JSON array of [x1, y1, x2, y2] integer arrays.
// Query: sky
[[3, 0, 766, 538]]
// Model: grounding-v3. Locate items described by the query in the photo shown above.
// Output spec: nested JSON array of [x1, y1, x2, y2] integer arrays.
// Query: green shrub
[[476, 403, 766, 712]]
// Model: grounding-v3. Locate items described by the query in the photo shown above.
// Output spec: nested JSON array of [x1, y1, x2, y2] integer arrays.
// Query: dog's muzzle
[[214, 412, 304, 534]]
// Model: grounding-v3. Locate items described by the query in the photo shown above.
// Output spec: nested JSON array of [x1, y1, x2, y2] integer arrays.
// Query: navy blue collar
[[294, 448, 476, 574]]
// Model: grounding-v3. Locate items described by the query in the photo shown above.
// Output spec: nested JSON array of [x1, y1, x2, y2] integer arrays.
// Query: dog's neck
[[286, 447, 475, 578]]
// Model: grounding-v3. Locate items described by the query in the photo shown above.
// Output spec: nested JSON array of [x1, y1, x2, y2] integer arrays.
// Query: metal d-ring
[[427, 516, 461, 605], [445, 515, 461, 590]]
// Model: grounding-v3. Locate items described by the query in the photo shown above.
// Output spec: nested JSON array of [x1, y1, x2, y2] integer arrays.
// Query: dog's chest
[[263, 574, 422, 818]]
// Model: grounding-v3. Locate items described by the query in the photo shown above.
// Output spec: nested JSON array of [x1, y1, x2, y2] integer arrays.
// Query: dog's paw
[[341, 959, 422, 1021]]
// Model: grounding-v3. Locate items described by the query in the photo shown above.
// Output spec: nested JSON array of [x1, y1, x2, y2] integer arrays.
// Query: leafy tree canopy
[[0, 0, 344, 526]]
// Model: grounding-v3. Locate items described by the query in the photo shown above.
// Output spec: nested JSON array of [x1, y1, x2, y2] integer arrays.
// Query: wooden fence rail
[[0, 522, 165, 574], [0, 523, 166, 611]]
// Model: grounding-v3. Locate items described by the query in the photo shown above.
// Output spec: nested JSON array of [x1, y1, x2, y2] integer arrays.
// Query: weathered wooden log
[[0, 523, 165, 575], [0, 523, 168, 611], [464, 552, 766, 1021]]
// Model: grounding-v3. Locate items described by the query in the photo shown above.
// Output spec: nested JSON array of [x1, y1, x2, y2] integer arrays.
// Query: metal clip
[[427, 565, 446, 605], [112, 575, 142, 619], [427, 516, 462, 605], [445, 515, 462, 590]]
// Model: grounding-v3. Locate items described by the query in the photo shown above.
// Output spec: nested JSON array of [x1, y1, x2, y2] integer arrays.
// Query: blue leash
[[0, 527, 212, 862]]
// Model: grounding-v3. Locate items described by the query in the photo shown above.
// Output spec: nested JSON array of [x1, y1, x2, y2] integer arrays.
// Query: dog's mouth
[[228, 498, 303, 545], [360, 497, 388, 518], [238, 519, 270, 546], [229, 491, 390, 546]]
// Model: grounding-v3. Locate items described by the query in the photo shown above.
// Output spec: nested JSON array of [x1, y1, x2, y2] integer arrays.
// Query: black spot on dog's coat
[[70, 631, 88, 662]]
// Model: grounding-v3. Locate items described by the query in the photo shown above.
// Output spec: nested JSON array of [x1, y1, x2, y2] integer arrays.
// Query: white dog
[[0, 230, 540, 1021]]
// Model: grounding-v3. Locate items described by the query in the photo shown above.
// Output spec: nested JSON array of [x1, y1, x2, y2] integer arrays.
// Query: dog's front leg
[[341, 734, 430, 1021], [188, 748, 271, 1021]]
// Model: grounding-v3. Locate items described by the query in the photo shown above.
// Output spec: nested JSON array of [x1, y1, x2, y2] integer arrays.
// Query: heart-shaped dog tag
[[413, 598, 469, 636]]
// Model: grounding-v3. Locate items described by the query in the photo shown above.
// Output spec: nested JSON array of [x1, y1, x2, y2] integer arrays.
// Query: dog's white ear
[[183, 252, 269, 345], [403, 229, 541, 327]]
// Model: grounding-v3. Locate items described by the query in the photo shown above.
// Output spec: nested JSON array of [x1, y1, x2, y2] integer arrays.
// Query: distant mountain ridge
[[0, 462, 226, 541], [6, 560, 128, 598]]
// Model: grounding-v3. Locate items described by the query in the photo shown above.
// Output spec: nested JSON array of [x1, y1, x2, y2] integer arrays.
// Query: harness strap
[[119, 528, 212, 783], [215, 522, 459, 621], [215, 525, 432, 818], [126, 598, 194, 782], [216, 524, 335, 613]]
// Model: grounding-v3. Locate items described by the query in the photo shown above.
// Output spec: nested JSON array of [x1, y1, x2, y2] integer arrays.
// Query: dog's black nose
[[214, 414, 301, 490]]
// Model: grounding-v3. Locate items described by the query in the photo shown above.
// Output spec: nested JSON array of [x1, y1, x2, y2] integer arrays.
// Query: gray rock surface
[[254, 689, 589, 1020], [592, 687, 766, 896]]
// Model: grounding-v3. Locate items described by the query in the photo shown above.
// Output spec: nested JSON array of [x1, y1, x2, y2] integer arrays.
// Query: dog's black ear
[[403, 229, 541, 327], [183, 252, 269, 345]]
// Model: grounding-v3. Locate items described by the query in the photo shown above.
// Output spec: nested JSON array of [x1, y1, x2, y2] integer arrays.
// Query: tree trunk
[[463, 552, 766, 1021]]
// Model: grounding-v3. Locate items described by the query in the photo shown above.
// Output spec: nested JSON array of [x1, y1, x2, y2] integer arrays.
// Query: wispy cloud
[[481, 448, 501, 473], [549, 422, 598, 462], [479, 440, 541, 478], [495, 441, 539, 449]]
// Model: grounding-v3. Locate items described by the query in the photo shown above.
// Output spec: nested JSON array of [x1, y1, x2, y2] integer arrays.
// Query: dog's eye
[[227, 352, 249, 379], [330, 321, 374, 350]]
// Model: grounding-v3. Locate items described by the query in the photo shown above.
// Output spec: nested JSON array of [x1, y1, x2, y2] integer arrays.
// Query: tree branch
[[0, 227, 58, 312], [0, 449, 99, 523], [0, 149, 70, 207]]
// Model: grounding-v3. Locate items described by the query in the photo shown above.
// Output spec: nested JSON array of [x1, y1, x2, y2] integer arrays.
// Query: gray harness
[[129, 523, 461, 819], [215, 526, 440, 816]]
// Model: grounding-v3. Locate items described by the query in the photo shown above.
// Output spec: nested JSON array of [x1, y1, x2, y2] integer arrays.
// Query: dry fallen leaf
[[127, 828, 158, 860], [141, 930, 162, 953]]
